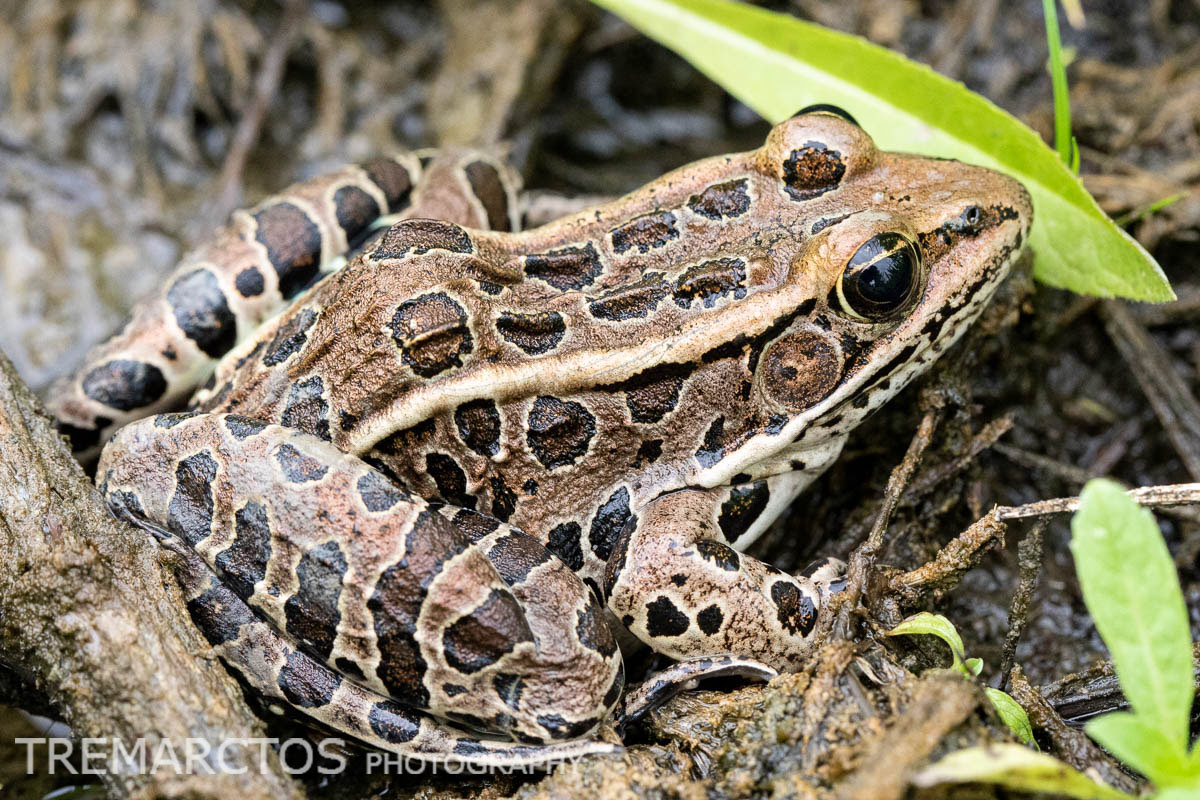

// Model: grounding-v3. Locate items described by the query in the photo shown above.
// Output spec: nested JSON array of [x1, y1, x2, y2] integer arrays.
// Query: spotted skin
[[79, 113, 1031, 766], [50, 149, 519, 461]]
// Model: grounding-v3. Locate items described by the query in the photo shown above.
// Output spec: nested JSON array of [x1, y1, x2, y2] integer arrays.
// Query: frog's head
[[746, 108, 1032, 458]]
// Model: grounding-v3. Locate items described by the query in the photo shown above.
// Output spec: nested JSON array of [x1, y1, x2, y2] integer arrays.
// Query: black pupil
[[844, 233, 917, 318]]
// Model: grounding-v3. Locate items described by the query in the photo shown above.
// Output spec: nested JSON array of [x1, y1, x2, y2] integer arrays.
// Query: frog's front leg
[[605, 483, 845, 672], [97, 413, 622, 747]]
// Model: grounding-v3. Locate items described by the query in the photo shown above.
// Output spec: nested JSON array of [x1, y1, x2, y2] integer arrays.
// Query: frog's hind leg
[[50, 148, 520, 460], [97, 412, 621, 749], [111, 503, 617, 768], [604, 485, 847, 673]]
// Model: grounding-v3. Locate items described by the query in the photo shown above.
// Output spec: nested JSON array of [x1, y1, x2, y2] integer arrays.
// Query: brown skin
[[86, 111, 1030, 764]]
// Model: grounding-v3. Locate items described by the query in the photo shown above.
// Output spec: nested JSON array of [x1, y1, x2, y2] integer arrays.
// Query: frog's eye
[[791, 103, 859, 127], [832, 232, 922, 322]]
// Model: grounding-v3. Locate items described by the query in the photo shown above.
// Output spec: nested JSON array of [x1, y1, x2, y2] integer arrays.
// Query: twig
[[1008, 666, 1140, 794], [835, 403, 944, 637], [994, 482, 1200, 520], [0, 349, 301, 799], [1100, 300, 1200, 481], [886, 514, 1007, 608], [903, 413, 1013, 499], [207, 0, 307, 228], [999, 519, 1047, 688]]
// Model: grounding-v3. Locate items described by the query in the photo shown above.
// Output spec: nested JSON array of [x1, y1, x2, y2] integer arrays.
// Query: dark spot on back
[[275, 442, 329, 483], [252, 202, 323, 299], [687, 178, 751, 220], [364, 158, 414, 213], [464, 160, 511, 232], [697, 604, 724, 635], [588, 273, 671, 321], [277, 650, 342, 708], [167, 451, 218, 546], [167, 268, 237, 358], [633, 439, 662, 467], [357, 471, 408, 511], [82, 360, 167, 412], [673, 258, 746, 308], [454, 398, 502, 457], [235, 266, 265, 297], [575, 602, 617, 657], [426, 453, 476, 509], [782, 142, 845, 201], [645, 596, 689, 637], [718, 480, 770, 543], [496, 311, 565, 354], [367, 699, 420, 743], [487, 532, 551, 586], [284, 540, 348, 661], [523, 243, 602, 291], [603, 362, 693, 423], [589, 486, 633, 562], [526, 396, 595, 470], [771, 580, 816, 636], [214, 500, 271, 600], [442, 588, 533, 674], [370, 511, 469, 707], [373, 219, 472, 260], [185, 584, 256, 646], [489, 476, 517, 522], [546, 522, 584, 571], [695, 539, 740, 572], [224, 415, 269, 440], [262, 307, 319, 366], [696, 416, 726, 468], [451, 508, 501, 541], [611, 210, 679, 254], [281, 375, 330, 441], [388, 292, 474, 377], [333, 184, 382, 245]]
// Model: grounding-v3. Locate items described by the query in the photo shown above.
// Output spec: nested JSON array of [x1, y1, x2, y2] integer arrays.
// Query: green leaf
[[984, 688, 1037, 748], [1070, 480, 1195, 755], [1085, 712, 1190, 786], [911, 744, 1133, 799], [887, 612, 971, 676], [588, 0, 1173, 301]]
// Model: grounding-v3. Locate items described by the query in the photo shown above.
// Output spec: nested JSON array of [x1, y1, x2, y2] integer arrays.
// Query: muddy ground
[[0, 0, 1198, 798]]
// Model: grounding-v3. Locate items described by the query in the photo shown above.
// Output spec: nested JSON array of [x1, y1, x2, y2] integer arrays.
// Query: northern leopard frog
[[51, 108, 1031, 766]]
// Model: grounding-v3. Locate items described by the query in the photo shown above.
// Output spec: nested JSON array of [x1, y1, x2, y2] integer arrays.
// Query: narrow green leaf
[[1070, 479, 1195, 754], [887, 612, 970, 676], [912, 744, 1133, 799], [984, 688, 1038, 748], [1041, 0, 1074, 167], [1085, 712, 1191, 786], [588, 0, 1173, 301]]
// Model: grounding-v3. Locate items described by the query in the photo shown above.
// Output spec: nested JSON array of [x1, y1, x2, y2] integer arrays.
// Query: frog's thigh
[[604, 487, 839, 671], [98, 412, 619, 744], [151, 529, 617, 766]]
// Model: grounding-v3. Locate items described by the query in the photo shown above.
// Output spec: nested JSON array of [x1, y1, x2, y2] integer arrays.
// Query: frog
[[50, 106, 1031, 767]]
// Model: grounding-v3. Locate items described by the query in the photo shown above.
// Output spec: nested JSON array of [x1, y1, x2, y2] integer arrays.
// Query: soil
[[1, 1, 1198, 798]]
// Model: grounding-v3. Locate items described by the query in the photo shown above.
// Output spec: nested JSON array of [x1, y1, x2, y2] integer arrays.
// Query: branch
[[0, 349, 301, 799]]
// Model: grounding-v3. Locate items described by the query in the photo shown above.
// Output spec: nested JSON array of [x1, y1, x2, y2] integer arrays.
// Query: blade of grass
[[1042, 0, 1075, 169], [588, 0, 1173, 302]]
